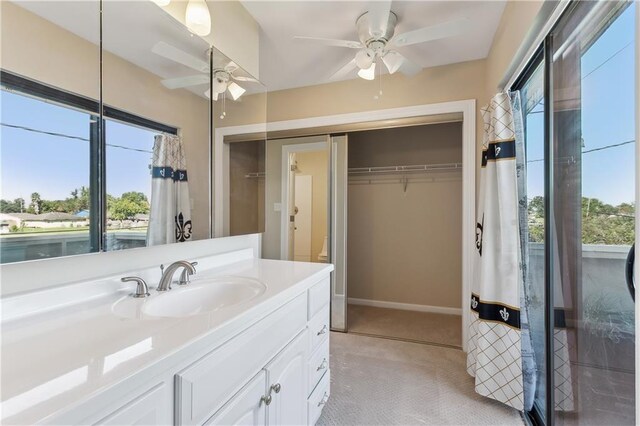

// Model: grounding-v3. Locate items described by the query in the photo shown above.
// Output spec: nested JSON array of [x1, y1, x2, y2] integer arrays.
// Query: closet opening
[[345, 121, 464, 348]]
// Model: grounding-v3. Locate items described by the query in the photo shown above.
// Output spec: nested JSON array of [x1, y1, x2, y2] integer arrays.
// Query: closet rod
[[244, 172, 265, 178], [348, 162, 462, 175]]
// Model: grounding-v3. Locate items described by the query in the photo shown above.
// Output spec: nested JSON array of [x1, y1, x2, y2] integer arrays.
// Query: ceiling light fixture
[[355, 48, 375, 70], [357, 63, 376, 80], [227, 82, 246, 101], [185, 0, 211, 37]]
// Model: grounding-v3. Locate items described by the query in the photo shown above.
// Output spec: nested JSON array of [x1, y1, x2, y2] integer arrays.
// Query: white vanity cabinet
[[7, 263, 332, 426], [175, 276, 331, 426]]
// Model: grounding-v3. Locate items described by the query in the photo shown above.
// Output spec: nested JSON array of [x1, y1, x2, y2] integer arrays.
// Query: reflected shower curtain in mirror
[[147, 134, 192, 246], [467, 92, 536, 411]]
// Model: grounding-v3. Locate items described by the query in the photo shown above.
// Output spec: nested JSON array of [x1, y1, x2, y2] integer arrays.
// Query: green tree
[[110, 198, 147, 220], [29, 192, 42, 214]]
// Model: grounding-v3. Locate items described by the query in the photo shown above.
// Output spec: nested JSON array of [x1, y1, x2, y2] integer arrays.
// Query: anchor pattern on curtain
[[467, 92, 536, 411], [147, 134, 192, 246]]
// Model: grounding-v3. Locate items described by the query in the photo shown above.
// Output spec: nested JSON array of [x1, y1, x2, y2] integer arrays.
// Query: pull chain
[[374, 57, 383, 100]]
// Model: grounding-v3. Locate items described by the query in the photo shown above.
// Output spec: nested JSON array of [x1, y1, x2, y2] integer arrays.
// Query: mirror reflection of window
[[0, 88, 94, 263]]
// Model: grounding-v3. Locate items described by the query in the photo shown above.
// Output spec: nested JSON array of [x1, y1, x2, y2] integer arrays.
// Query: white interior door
[[330, 135, 348, 331], [293, 175, 313, 262]]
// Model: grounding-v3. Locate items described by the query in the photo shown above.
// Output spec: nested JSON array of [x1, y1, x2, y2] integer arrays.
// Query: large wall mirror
[[0, 0, 266, 264]]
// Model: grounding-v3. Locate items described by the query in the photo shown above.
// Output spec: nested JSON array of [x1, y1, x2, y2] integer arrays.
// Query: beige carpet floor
[[317, 332, 523, 426], [348, 304, 462, 348]]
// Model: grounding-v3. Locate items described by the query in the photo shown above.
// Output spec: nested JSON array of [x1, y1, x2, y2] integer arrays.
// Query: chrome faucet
[[178, 261, 198, 285], [157, 260, 196, 292]]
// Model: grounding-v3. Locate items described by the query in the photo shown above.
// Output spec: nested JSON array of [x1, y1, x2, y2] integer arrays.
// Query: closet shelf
[[244, 172, 265, 179], [348, 162, 462, 175]]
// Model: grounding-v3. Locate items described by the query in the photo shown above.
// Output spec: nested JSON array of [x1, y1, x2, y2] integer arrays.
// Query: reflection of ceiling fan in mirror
[[293, 1, 468, 81], [151, 41, 259, 101]]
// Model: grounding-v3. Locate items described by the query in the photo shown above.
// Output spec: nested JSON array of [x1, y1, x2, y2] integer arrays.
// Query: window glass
[[0, 90, 93, 263], [105, 119, 155, 251]]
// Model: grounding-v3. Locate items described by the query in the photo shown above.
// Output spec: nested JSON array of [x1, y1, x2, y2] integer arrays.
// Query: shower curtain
[[147, 133, 192, 246], [467, 92, 536, 411]]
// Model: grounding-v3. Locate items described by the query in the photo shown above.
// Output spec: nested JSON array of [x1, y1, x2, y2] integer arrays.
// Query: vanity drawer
[[307, 336, 329, 396], [307, 277, 330, 320], [307, 369, 330, 426], [308, 305, 329, 352], [175, 293, 306, 426]]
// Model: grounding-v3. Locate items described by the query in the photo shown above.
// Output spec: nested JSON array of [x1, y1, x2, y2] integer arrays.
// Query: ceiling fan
[[293, 2, 468, 81], [151, 41, 259, 101]]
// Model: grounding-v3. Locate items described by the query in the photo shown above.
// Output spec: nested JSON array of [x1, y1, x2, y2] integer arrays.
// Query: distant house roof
[[0, 213, 39, 220], [38, 212, 85, 222], [75, 210, 90, 218]]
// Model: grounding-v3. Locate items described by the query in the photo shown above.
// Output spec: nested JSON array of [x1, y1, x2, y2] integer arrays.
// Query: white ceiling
[[241, 1, 506, 91]]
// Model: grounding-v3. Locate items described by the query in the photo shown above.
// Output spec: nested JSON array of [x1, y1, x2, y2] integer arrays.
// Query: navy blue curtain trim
[[470, 293, 521, 329], [481, 139, 517, 167], [152, 166, 188, 182]]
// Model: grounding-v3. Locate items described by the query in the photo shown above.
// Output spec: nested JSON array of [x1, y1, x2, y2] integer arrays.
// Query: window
[[0, 71, 177, 263]]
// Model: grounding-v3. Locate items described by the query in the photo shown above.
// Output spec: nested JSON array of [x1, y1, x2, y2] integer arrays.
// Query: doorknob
[[626, 243, 635, 302]]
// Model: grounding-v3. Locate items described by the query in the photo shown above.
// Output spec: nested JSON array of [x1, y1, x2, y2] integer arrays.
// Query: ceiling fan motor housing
[[356, 11, 398, 46]]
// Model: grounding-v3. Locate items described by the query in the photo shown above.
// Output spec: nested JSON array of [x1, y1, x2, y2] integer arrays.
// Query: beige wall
[[160, 0, 260, 78], [229, 140, 265, 235], [347, 123, 463, 308], [484, 1, 545, 100], [295, 151, 328, 263], [0, 2, 211, 240]]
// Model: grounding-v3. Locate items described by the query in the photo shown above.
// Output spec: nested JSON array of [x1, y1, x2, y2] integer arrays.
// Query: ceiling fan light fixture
[[382, 51, 404, 74], [213, 77, 228, 94], [227, 82, 246, 100], [357, 63, 376, 80], [185, 0, 211, 36], [355, 48, 375, 69], [204, 89, 219, 101]]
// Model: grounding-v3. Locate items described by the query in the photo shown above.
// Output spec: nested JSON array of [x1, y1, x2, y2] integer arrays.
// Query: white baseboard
[[348, 298, 462, 316]]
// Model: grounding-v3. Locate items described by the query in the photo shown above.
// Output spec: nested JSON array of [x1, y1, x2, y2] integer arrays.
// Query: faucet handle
[[178, 261, 198, 285], [121, 276, 150, 298]]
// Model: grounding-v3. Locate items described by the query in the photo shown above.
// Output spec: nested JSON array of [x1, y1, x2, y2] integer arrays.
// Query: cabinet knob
[[261, 394, 272, 406], [316, 359, 328, 371], [271, 383, 281, 394], [317, 325, 328, 336]]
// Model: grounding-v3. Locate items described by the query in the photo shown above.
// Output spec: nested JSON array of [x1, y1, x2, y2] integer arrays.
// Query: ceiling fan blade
[[152, 41, 209, 72], [393, 18, 469, 47], [329, 58, 358, 81], [367, 0, 392, 38], [161, 74, 209, 89], [396, 53, 422, 77], [232, 75, 260, 83], [293, 36, 363, 49]]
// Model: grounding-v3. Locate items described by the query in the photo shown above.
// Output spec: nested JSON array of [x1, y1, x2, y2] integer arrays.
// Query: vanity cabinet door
[[265, 330, 308, 426], [204, 371, 267, 426]]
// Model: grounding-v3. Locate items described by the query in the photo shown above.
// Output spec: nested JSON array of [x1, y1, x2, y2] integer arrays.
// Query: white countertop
[[1, 253, 332, 425]]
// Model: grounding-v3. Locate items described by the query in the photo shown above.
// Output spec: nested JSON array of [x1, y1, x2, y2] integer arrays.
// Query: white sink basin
[[112, 276, 266, 319]]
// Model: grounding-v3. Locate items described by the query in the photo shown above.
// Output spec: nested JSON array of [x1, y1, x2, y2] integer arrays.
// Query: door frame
[[214, 99, 476, 351], [280, 141, 328, 260]]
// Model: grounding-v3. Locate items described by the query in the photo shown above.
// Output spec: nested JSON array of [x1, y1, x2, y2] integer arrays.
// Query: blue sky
[[0, 92, 155, 202], [526, 2, 636, 206]]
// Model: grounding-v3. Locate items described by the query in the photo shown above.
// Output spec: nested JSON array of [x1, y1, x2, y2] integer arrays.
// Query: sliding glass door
[[516, 1, 636, 424], [550, 2, 635, 424]]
